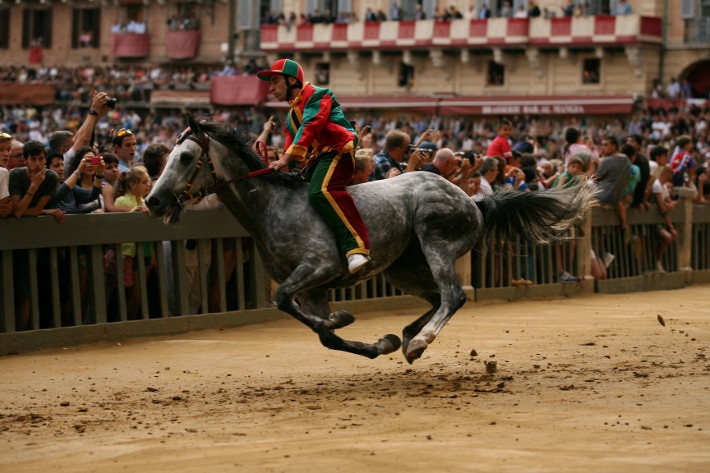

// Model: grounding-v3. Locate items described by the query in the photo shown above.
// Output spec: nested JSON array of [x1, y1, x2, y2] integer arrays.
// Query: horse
[[146, 115, 593, 364]]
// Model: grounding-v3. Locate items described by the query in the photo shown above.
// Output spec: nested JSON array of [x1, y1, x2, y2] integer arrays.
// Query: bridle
[[174, 129, 275, 208]]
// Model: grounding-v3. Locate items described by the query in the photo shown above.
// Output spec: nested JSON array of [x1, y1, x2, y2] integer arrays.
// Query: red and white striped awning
[[261, 16, 662, 52]]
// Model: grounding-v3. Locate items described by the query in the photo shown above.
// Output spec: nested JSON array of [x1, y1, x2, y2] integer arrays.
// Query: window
[[486, 61, 504, 86], [398, 62, 414, 87], [72, 9, 100, 49], [0, 9, 9, 49], [22, 8, 52, 49], [582, 58, 600, 84], [315, 63, 330, 85]]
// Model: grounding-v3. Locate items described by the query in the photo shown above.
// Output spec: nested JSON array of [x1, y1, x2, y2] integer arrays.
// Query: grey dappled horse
[[146, 115, 593, 364]]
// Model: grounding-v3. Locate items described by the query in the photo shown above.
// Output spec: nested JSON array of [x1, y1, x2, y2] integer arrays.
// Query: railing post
[[676, 187, 696, 272], [576, 207, 593, 281], [0, 250, 15, 333], [456, 252, 474, 298]]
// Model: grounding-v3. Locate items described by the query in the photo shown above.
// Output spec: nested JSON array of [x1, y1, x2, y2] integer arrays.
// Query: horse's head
[[146, 114, 219, 223]]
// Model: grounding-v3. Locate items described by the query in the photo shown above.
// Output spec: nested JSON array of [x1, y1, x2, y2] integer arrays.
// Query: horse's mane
[[197, 118, 302, 188]]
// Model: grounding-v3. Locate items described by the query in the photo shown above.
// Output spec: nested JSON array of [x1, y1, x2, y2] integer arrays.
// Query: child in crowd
[[552, 153, 586, 189], [669, 135, 695, 188], [113, 165, 153, 319], [651, 165, 678, 272]]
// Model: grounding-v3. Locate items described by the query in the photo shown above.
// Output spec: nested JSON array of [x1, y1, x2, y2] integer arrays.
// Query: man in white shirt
[[477, 157, 499, 196]]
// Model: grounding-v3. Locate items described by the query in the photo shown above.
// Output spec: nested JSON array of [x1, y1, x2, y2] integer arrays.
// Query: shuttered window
[[0, 9, 9, 49], [681, 0, 695, 18], [72, 8, 101, 49], [22, 8, 52, 49], [238, 0, 255, 30]]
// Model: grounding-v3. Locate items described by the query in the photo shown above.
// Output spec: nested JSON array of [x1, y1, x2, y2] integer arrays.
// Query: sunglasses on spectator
[[0, 132, 12, 141], [116, 128, 134, 137]]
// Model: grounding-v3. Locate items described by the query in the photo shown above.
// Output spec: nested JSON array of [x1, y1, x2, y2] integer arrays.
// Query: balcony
[[165, 30, 201, 60], [260, 15, 662, 53], [111, 33, 150, 58]]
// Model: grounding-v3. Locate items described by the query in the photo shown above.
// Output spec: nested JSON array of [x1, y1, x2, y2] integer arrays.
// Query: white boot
[[347, 254, 370, 274]]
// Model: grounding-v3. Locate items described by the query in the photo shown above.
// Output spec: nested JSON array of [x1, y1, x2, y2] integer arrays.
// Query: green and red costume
[[284, 81, 369, 257]]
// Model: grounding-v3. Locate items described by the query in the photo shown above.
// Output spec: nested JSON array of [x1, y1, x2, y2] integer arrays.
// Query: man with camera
[[57, 91, 112, 168], [371, 132, 437, 180], [421, 148, 483, 196]]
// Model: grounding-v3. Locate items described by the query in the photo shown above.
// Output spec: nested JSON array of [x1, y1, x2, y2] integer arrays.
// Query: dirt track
[[1, 286, 710, 472]]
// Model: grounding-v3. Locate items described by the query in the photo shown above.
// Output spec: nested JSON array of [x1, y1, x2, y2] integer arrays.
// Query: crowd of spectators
[[0, 62, 265, 107], [2, 65, 710, 328], [167, 12, 201, 31], [111, 20, 147, 34], [261, 0, 633, 25]]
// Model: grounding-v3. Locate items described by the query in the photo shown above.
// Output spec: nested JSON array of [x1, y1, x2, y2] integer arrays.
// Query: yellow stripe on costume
[[287, 144, 308, 159], [320, 149, 366, 252]]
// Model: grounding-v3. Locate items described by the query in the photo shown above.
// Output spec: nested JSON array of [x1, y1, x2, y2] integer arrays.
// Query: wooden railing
[[2, 190, 709, 353]]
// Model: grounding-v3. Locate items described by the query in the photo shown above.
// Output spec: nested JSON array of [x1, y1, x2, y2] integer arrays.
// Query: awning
[[266, 94, 635, 115], [210, 76, 270, 106], [0, 82, 55, 105], [150, 89, 210, 108]]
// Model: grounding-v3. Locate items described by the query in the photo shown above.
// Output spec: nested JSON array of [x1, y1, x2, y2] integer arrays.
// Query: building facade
[[0, 0, 708, 116]]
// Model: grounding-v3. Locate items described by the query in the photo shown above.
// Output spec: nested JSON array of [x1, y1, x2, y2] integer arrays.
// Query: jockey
[[258, 58, 371, 274]]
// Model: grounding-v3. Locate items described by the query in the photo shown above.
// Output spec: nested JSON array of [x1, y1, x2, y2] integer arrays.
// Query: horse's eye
[[179, 151, 193, 165]]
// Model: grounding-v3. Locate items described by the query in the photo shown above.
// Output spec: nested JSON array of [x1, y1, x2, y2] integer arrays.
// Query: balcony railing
[[260, 15, 662, 53], [165, 30, 201, 59], [111, 32, 150, 58]]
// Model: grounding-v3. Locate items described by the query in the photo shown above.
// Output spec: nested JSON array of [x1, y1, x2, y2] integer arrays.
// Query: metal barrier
[[2, 190, 709, 352]]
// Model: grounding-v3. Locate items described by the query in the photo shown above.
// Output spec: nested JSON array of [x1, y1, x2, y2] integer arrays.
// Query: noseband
[[174, 132, 275, 208]]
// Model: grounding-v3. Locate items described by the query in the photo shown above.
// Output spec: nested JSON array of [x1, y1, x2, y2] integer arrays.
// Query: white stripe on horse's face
[[149, 137, 205, 208]]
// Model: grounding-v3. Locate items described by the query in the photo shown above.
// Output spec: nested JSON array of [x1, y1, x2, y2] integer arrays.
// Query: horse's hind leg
[[384, 255, 442, 360], [299, 290, 402, 359], [385, 246, 467, 363], [406, 254, 467, 363]]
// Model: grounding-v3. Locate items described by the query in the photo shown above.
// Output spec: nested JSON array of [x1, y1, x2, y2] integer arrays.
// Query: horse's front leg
[[273, 262, 354, 333], [298, 290, 402, 359]]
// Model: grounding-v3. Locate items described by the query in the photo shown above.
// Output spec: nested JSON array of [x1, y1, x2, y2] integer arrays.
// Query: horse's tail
[[473, 183, 595, 247]]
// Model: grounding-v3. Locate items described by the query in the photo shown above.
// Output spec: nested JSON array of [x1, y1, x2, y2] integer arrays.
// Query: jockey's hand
[[268, 154, 294, 172]]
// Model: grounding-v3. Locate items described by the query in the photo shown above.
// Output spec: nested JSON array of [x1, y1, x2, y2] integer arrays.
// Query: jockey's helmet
[[257, 59, 304, 87]]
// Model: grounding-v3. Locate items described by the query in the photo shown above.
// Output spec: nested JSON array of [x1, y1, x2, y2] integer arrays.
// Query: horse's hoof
[[328, 310, 356, 329], [401, 335, 412, 357], [378, 334, 402, 355], [405, 339, 428, 364]]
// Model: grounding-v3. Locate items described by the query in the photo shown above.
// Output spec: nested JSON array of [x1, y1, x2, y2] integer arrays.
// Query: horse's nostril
[[147, 196, 161, 208]]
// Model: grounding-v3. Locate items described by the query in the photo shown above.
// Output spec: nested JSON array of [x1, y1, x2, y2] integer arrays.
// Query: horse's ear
[[186, 113, 201, 135]]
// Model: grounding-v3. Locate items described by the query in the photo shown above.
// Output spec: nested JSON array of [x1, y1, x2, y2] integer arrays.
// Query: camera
[[105, 97, 117, 109], [408, 145, 433, 156], [454, 150, 479, 164], [90, 156, 101, 165]]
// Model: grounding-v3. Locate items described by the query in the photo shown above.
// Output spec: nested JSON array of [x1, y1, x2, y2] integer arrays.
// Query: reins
[[175, 133, 276, 208]]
